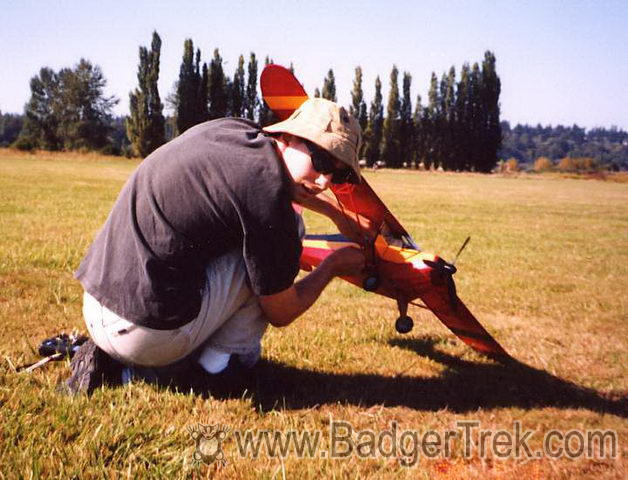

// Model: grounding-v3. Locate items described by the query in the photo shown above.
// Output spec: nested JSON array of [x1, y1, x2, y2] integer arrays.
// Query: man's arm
[[259, 246, 364, 327], [293, 191, 371, 244]]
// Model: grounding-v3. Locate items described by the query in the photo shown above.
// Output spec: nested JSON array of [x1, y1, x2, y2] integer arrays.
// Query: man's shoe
[[64, 339, 121, 395]]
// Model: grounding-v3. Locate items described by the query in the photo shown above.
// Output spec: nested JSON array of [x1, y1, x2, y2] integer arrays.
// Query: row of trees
[[344, 52, 501, 172], [500, 122, 628, 170], [128, 33, 502, 171], [8, 31, 626, 170], [126, 32, 279, 157], [169, 41, 277, 133]]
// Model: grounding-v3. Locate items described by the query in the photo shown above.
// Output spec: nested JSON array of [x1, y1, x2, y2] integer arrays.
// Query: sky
[[1, 0, 627, 130]]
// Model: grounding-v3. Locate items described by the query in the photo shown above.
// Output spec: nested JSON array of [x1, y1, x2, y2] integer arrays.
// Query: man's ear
[[279, 133, 293, 144], [273, 133, 290, 156]]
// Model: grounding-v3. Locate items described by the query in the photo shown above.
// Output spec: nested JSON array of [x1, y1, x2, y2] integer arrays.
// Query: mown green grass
[[0, 149, 626, 479]]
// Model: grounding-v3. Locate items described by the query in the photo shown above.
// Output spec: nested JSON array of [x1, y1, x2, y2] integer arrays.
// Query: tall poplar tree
[[224, 76, 233, 116], [350, 66, 368, 132], [321, 69, 337, 102], [479, 51, 501, 172], [244, 52, 258, 121], [382, 65, 401, 167], [176, 39, 201, 134], [363, 76, 383, 166], [398, 71, 413, 167], [126, 31, 166, 157], [231, 55, 246, 118], [455, 63, 472, 170], [208, 48, 228, 120], [197, 60, 209, 123], [413, 94, 426, 167], [469, 62, 483, 170], [426, 72, 442, 167], [440, 67, 456, 169]]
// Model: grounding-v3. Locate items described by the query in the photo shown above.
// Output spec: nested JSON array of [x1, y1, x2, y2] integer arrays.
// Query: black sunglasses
[[305, 141, 358, 184]]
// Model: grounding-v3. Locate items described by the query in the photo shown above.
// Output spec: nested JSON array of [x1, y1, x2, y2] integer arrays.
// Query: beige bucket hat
[[263, 98, 362, 182]]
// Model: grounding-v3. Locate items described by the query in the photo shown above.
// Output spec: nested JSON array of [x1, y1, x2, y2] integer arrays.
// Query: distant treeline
[[500, 122, 628, 171], [2, 31, 626, 171]]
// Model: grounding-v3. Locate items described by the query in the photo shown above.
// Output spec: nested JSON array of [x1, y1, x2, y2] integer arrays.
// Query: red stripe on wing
[[331, 179, 411, 241], [419, 287, 509, 358]]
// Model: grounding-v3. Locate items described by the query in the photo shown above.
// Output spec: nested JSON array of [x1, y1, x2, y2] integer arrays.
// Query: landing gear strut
[[395, 298, 413, 334], [361, 235, 379, 292]]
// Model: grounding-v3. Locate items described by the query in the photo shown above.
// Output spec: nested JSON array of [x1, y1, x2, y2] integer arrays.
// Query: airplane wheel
[[362, 275, 380, 292], [395, 315, 413, 334]]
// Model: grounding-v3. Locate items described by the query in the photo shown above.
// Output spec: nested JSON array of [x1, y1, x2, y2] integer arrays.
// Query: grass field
[[0, 149, 626, 479]]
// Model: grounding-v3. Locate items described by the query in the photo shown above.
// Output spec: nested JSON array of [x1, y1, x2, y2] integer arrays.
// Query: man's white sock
[[197, 346, 231, 374]]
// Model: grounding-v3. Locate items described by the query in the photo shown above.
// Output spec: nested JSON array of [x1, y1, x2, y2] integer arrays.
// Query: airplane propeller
[[452, 236, 471, 267]]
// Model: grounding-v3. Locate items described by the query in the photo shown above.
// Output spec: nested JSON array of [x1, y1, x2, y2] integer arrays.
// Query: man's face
[[281, 136, 342, 198]]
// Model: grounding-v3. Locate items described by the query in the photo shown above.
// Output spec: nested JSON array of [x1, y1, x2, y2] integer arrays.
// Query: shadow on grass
[[150, 337, 626, 417]]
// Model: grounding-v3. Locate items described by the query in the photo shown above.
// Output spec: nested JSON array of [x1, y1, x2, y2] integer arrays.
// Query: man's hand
[[332, 212, 373, 246], [322, 246, 365, 277]]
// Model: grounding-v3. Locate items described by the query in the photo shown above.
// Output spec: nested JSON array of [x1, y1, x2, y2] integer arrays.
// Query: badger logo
[[188, 423, 230, 467]]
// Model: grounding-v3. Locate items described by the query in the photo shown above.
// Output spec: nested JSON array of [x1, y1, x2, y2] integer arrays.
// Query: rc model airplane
[[261, 65, 509, 360]]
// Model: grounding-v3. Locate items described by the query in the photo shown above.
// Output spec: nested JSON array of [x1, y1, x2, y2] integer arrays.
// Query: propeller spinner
[[423, 236, 471, 312]]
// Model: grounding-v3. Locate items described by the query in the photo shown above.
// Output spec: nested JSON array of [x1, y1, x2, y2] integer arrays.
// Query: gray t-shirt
[[75, 118, 301, 330]]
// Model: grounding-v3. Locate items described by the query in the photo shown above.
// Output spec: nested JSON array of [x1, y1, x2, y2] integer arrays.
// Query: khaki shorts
[[83, 250, 268, 367]]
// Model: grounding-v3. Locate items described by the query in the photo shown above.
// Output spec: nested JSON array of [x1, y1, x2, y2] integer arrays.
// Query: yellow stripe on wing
[[304, 236, 437, 264], [302, 239, 360, 250], [264, 95, 308, 110], [374, 236, 436, 264]]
